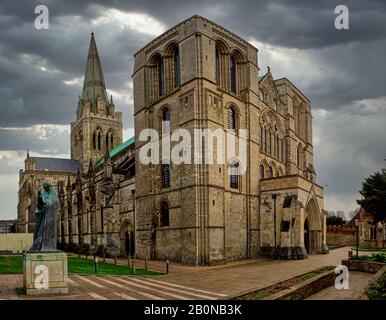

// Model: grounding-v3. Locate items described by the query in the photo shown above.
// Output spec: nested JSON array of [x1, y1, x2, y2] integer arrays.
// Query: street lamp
[[354, 219, 359, 257]]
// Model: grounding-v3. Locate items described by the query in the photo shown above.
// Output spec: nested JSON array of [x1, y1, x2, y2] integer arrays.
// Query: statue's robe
[[29, 187, 58, 252]]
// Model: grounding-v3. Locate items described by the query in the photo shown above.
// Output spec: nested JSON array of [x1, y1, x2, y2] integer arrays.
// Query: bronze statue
[[29, 181, 58, 251]]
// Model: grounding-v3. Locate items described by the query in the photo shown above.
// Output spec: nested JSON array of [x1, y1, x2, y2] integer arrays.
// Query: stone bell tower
[[71, 32, 122, 172]]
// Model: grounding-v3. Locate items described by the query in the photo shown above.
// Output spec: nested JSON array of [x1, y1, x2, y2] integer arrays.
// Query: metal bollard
[[145, 256, 147, 270], [166, 260, 169, 274], [95, 258, 99, 273], [114, 255, 117, 265], [103, 248, 106, 263]]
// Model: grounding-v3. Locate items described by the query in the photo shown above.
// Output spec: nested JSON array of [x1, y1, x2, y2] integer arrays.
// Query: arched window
[[160, 201, 169, 227], [264, 128, 267, 153], [260, 126, 264, 148], [105, 134, 109, 152], [110, 133, 114, 148], [259, 165, 265, 180], [157, 57, 164, 96], [267, 130, 272, 155], [215, 47, 220, 85], [98, 131, 101, 150], [174, 48, 180, 87], [228, 107, 236, 131], [161, 164, 170, 188], [275, 135, 279, 159], [162, 108, 170, 135], [268, 166, 273, 178], [93, 132, 97, 150], [230, 55, 237, 93], [230, 162, 239, 188]]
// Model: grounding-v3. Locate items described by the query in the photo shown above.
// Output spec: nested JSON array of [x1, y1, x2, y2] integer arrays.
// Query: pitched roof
[[31, 157, 82, 173], [82, 33, 108, 103], [95, 136, 135, 168]]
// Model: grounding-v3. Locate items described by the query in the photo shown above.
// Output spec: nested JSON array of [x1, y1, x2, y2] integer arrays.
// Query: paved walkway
[[306, 271, 372, 300], [0, 247, 377, 300]]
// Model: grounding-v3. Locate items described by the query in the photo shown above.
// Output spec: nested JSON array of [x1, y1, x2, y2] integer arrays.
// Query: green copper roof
[[95, 136, 135, 168], [258, 73, 267, 82]]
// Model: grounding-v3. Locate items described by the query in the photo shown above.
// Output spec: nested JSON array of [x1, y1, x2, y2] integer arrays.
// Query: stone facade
[[357, 208, 386, 249], [17, 15, 328, 265]]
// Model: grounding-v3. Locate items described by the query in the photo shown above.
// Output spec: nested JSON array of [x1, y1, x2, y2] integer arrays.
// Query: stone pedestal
[[23, 251, 68, 296]]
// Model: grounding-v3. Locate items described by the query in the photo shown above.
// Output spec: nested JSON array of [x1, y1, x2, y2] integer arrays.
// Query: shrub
[[365, 271, 386, 300]]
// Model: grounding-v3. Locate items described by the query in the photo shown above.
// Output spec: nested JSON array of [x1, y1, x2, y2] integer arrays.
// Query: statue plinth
[[23, 251, 68, 296]]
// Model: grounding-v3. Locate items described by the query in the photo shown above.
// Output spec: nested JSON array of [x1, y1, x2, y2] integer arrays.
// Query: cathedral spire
[[82, 32, 108, 105]]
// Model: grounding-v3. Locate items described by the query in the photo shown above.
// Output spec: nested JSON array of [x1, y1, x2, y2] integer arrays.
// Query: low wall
[[327, 225, 356, 247], [263, 270, 335, 300], [0, 233, 33, 253], [342, 259, 385, 273]]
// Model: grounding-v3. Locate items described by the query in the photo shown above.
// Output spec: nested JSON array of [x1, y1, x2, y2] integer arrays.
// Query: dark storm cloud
[[0, 0, 385, 218]]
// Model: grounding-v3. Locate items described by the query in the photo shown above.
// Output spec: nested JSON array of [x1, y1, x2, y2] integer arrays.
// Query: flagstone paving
[[306, 271, 373, 300], [0, 247, 378, 300]]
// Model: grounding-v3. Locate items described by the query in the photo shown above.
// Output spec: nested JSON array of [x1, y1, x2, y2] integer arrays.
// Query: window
[[228, 107, 236, 131], [230, 55, 237, 93], [162, 108, 170, 135], [160, 201, 169, 227], [267, 130, 272, 155], [93, 129, 102, 150], [259, 165, 265, 180], [215, 47, 220, 85], [174, 48, 180, 87], [370, 227, 377, 240], [93, 132, 97, 150], [260, 126, 264, 148], [275, 135, 279, 159], [161, 164, 170, 188], [105, 134, 109, 152], [158, 57, 164, 96], [230, 162, 239, 188], [268, 166, 273, 178]]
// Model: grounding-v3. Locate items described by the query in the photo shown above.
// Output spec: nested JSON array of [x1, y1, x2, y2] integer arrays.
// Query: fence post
[[166, 260, 169, 274]]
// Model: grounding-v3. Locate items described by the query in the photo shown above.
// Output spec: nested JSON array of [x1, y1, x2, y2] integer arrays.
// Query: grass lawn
[[0, 255, 161, 276]]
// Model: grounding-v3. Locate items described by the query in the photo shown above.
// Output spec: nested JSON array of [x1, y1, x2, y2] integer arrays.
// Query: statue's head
[[43, 181, 50, 192]]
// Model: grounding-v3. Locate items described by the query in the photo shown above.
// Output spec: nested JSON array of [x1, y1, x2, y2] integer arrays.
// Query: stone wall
[[342, 259, 385, 273], [327, 225, 356, 247], [0, 233, 33, 253]]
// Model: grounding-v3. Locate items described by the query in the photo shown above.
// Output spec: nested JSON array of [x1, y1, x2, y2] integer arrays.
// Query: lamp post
[[272, 193, 277, 259], [354, 218, 359, 257]]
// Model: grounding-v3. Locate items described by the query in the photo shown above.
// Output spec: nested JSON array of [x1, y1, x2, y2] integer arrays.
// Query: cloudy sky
[[0, 0, 385, 220]]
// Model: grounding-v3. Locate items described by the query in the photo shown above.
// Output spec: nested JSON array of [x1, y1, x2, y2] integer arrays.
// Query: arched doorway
[[303, 198, 322, 254], [119, 220, 135, 257], [304, 218, 310, 254]]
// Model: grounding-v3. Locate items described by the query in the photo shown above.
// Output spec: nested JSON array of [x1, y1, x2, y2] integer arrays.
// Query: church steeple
[[71, 32, 123, 172], [82, 32, 108, 106]]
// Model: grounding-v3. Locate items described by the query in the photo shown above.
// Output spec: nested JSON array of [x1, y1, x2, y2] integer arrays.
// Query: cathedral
[[17, 15, 328, 265]]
